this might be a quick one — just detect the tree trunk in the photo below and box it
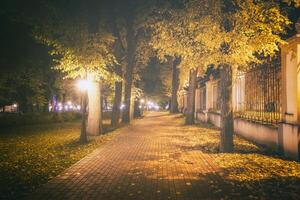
[170,58,180,113]
[220,65,234,152]
[108,4,125,125]
[185,69,197,125]
[122,74,133,123]
[122,18,135,124]
[134,98,141,118]
[52,95,57,112]
[80,90,88,143]
[87,78,102,136]
[62,93,66,111]
[111,82,122,127]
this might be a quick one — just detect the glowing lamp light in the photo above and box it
[77,80,91,91]
[140,99,145,103]
[12,104,18,108]
[67,101,72,105]
[120,104,125,110]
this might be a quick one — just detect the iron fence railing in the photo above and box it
[234,63,281,125]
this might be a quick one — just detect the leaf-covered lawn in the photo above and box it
[0,121,118,199]
[183,121,300,199]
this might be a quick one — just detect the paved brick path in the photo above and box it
[29,112,224,200]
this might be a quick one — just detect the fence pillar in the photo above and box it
[232,67,238,112]
[205,76,213,111]
[279,33,300,160]
[232,70,245,112]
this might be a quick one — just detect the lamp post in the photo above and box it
[77,80,90,143]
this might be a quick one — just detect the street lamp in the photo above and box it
[77,79,90,143]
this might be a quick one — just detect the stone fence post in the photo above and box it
[280,33,300,160]
[205,75,214,112]
[195,88,200,119]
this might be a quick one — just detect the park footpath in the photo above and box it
[27,112,299,200]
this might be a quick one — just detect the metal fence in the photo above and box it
[235,63,281,125]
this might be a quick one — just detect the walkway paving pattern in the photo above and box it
[29,113,227,200]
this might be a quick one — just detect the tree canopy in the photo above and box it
[150,0,291,85]
[34,1,117,81]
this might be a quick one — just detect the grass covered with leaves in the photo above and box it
[0,121,118,199]
[184,121,300,199]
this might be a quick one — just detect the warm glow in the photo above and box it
[77,80,91,91]
[120,104,125,110]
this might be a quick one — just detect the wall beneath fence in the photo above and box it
[234,118,279,150]
[196,111,206,122]
[197,111,279,151]
[207,112,221,127]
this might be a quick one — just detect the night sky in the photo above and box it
[0,0,299,82]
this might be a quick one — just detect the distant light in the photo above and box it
[58,106,63,111]
[140,99,145,103]
[12,104,17,108]
[67,101,72,105]
[69,105,73,109]
[120,104,125,110]
[77,105,81,110]
[139,105,142,109]
[64,105,68,110]
[77,80,91,91]
[58,102,62,106]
